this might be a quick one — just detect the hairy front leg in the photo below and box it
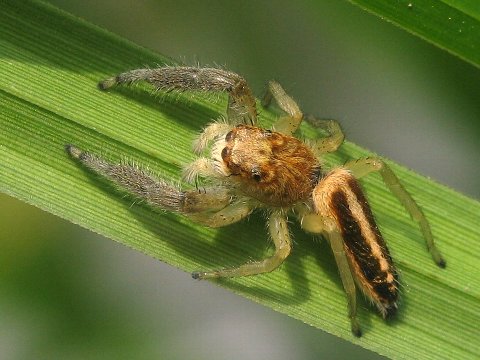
[99,66,257,125]
[65,145,232,215]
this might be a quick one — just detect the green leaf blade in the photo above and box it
[1,1,480,359]
[348,0,480,68]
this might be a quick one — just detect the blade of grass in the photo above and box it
[0,1,479,359]
[347,0,480,68]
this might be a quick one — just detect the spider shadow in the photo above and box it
[71,157,309,307]
[93,83,312,306]
[103,85,224,132]
[70,138,406,336]
[93,177,315,307]
[200,213,313,306]
[204,217,404,335]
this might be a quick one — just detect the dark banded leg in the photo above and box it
[99,66,258,125]
[65,145,237,218]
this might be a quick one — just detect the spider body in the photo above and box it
[218,124,320,206]
[67,66,445,336]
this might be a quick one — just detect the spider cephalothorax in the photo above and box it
[214,124,320,206]
[67,66,445,336]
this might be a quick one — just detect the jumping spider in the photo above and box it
[66,66,445,337]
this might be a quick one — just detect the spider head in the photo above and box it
[215,125,320,207]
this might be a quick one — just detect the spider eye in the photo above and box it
[251,168,262,182]
[221,147,231,160]
[225,131,234,142]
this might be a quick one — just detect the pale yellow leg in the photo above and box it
[345,158,446,267]
[192,210,291,279]
[262,81,303,135]
[193,121,232,154]
[187,201,253,228]
[305,115,345,155]
[182,157,218,184]
[327,225,362,337]
[298,209,361,337]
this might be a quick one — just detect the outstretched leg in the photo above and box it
[66,145,231,214]
[345,157,446,268]
[192,210,292,279]
[99,66,257,125]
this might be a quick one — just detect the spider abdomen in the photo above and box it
[313,168,399,317]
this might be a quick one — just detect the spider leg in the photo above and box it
[99,66,257,125]
[326,222,362,337]
[345,157,446,268]
[182,157,219,184]
[65,145,232,215]
[305,116,345,155]
[187,200,253,228]
[192,121,232,154]
[261,81,345,155]
[192,210,291,279]
[297,209,362,337]
[262,80,303,135]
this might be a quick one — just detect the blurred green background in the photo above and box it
[1,1,479,359]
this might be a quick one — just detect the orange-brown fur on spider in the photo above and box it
[66,66,446,337]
